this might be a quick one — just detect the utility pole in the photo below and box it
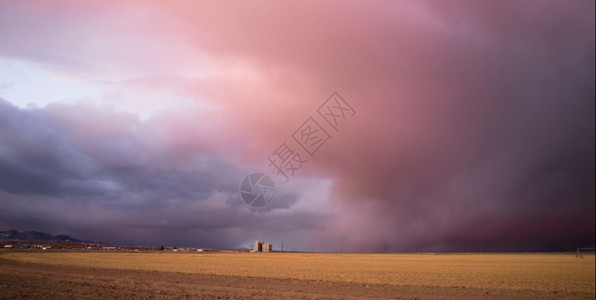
[281,240,284,253]
[576,247,583,258]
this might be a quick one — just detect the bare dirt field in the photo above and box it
[1,251,593,299]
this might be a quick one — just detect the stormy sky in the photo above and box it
[0,0,594,252]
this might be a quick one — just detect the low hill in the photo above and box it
[0,229,93,243]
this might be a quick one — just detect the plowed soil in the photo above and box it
[1,251,593,299]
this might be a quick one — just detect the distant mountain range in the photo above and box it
[0,230,95,243]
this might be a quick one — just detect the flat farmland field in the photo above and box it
[1,251,594,299]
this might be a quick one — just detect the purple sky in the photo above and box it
[0,0,594,251]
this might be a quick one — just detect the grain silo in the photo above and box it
[254,240,263,252]
[263,243,272,252]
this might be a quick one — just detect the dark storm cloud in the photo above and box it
[307,0,595,251]
[0,99,310,247]
[0,99,92,194]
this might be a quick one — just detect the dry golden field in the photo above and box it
[1,251,594,299]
